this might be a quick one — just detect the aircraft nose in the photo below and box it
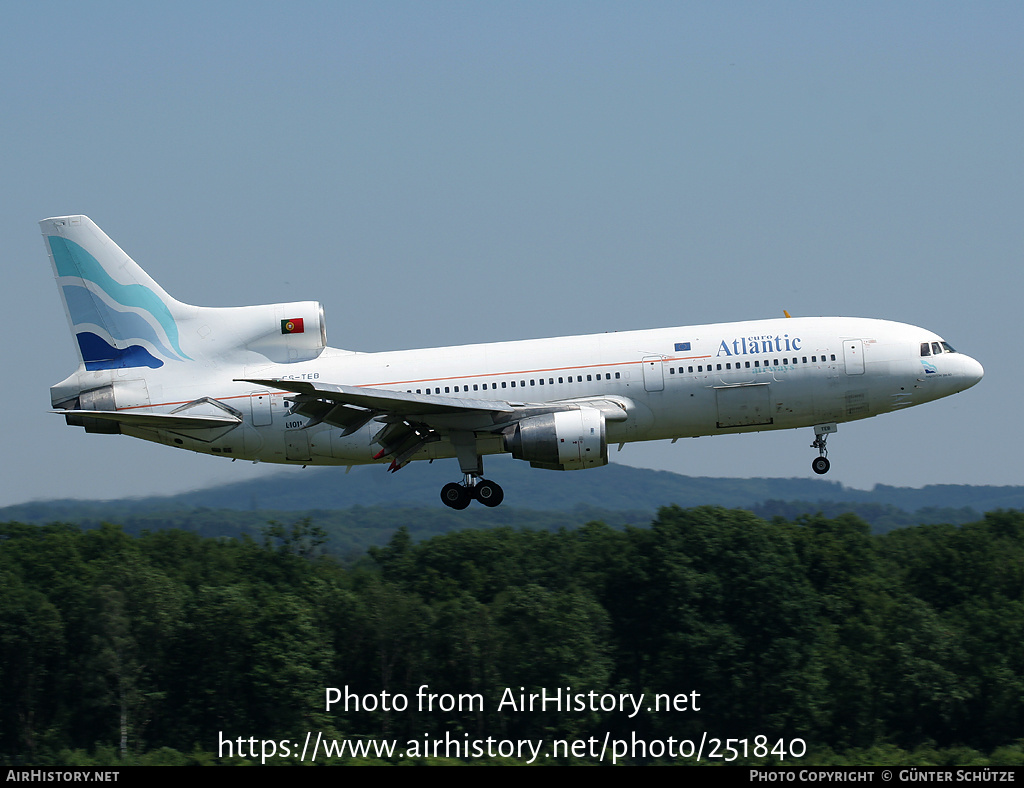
[959,355,984,390]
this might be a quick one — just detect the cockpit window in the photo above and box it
[923,340,958,356]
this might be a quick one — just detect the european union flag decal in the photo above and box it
[674,342,691,352]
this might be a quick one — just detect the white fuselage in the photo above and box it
[85,315,981,467]
[39,214,984,506]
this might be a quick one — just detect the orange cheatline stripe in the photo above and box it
[365,354,710,387]
[114,354,711,411]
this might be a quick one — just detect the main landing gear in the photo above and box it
[440,477,505,510]
[810,423,837,475]
[439,432,505,509]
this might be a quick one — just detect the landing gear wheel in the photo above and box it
[473,479,504,508]
[812,456,831,475]
[440,482,471,510]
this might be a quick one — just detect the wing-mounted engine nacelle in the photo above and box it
[503,407,608,471]
[222,301,327,363]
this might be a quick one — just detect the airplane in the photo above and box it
[41,215,984,509]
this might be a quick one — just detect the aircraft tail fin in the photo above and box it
[41,215,327,372]
[41,215,191,371]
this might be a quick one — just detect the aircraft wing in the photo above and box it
[238,379,516,416]
[238,378,630,471]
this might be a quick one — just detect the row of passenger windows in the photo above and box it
[669,354,836,374]
[402,354,838,395]
[407,372,623,394]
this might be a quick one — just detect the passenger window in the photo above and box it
[510,381,516,387]
[615,372,620,379]
[745,361,750,368]
[501,382,507,388]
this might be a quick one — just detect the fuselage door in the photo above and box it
[286,429,312,462]
[843,340,865,375]
[250,391,274,426]
[642,356,665,392]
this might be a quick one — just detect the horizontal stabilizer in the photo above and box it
[54,410,241,430]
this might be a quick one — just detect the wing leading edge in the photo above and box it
[239,379,518,416]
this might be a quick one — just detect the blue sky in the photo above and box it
[2,2,1020,505]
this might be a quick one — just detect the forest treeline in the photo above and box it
[1,508,1023,765]
[0,499,983,564]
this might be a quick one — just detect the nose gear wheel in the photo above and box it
[810,426,833,475]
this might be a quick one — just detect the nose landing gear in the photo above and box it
[810,423,837,475]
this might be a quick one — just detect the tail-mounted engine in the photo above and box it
[228,302,327,363]
[59,384,120,434]
[54,378,152,434]
[503,407,608,471]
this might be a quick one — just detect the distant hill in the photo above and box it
[3,457,1022,532]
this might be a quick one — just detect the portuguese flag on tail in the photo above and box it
[281,318,304,334]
